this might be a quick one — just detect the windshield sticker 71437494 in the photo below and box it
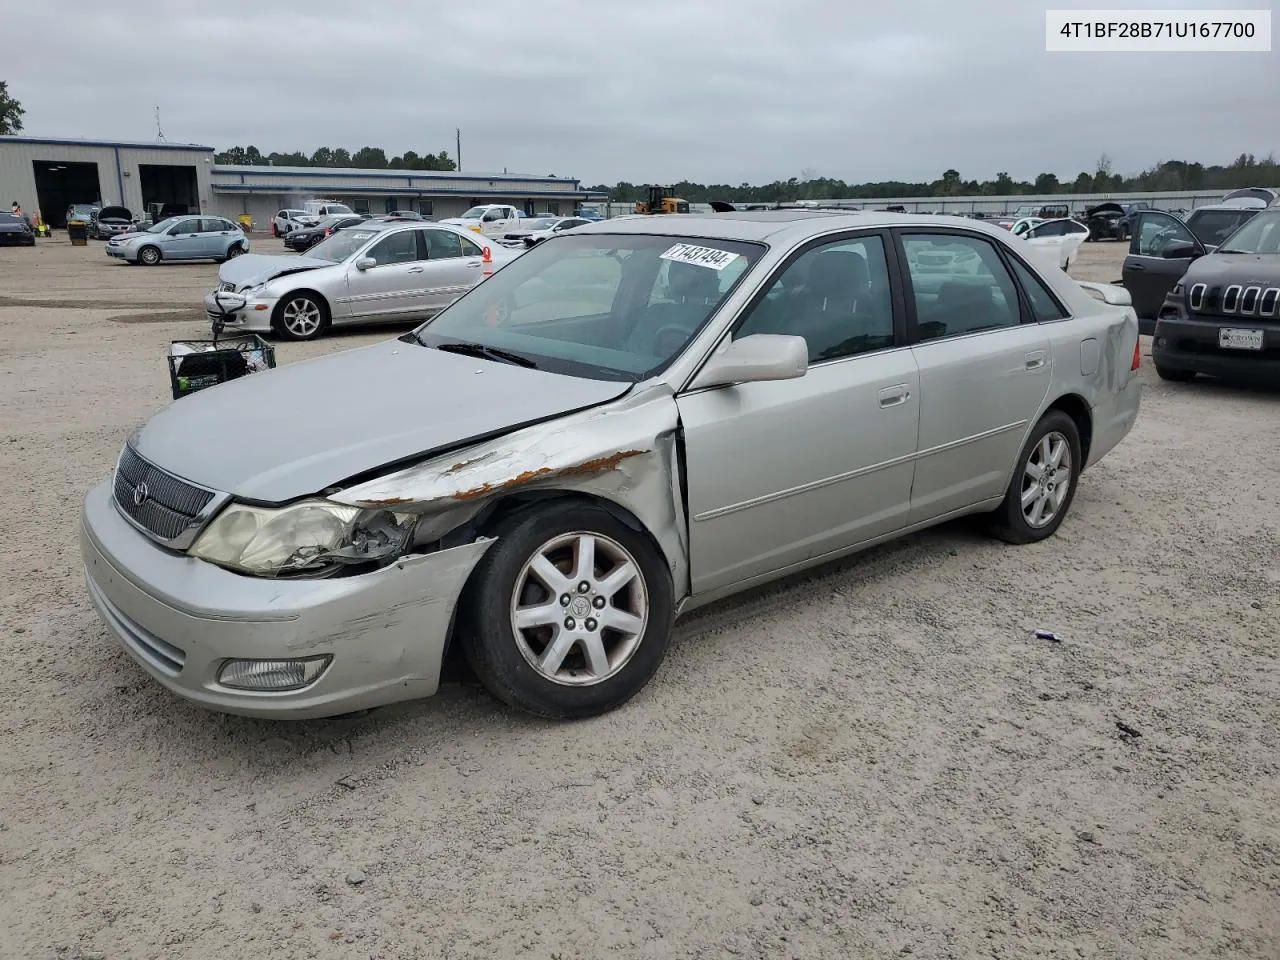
[659,243,741,271]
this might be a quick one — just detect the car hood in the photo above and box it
[218,253,334,288]
[132,339,631,502]
[1086,202,1125,217]
[0,222,27,232]
[438,218,479,226]
[1182,253,1280,286]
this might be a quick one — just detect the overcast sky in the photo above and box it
[5,0,1277,185]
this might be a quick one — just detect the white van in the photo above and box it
[303,199,355,218]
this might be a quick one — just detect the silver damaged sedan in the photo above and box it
[205,220,521,341]
[81,211,1142,720]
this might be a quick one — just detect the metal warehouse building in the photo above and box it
[211,166,605,224]
[0,135,604,228]
[0,135,215,227]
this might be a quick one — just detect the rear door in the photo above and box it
[895,229,1053,524]
[1121,211,1204,321]
[1024,220,1067,272]
[201,218,235,257]
[420,228,483,312]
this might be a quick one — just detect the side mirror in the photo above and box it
[355,257,376,271]
[1163,241,1201,260]
[688,334,808,391]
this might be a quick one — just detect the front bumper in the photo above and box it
[1153,316,1280,382]
[80,481,494,719]
[204,290,278,333]
[105,244,134,260]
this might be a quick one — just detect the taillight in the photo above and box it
[324,228,332,237]
[1131,339,1141,370]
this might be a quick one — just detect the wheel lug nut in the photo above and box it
[564,617,576,630]
[592,596,606,609]
[560,594,571,606]
[585,618,597,631]
[577,581,591,593]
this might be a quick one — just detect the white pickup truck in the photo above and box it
[438,204,525,238]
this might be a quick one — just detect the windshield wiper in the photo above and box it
[434,340,538,368]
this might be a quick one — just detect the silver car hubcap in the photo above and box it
[510,531,648,686]
[141,249,158,264]
[1021,431,1072,529]
[282,298,321,336]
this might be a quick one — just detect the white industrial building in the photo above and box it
[0,135,215,226]
[0,135,606,228]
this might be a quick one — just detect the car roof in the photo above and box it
[571,210,1018,244]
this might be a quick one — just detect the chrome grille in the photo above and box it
[1188,282,1280,318]
[113,445,215,543]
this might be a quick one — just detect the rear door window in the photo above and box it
[900,233,1022,341]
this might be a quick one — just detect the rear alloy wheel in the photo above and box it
[1155,363,1196,382]
[274,294,328,341]
[137,245,161,266]
[462,501,674,719]
[990,410,1081,544]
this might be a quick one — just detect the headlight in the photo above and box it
[190,499,417,576]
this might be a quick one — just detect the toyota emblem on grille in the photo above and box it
[132,481,149,507]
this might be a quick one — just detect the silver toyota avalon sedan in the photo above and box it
[81,211,1142,720]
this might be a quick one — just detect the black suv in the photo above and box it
[1142,207,1280,383]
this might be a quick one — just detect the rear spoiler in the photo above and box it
[1076,281,1132,307]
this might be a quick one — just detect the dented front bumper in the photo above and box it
[80,481,493,719]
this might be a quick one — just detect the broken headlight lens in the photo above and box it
[190,499,416,576]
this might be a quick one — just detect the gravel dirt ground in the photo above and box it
[0,234,1277,960]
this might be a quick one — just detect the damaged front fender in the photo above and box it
[330,384,691,600]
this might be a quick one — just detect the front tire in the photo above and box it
[990,410,1082,545]
[461,500,674,719]
[137,245,161,266]
[1155,363,1196,382]
[273,293,328,341]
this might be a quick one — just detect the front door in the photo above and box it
[165,217,203,259]
[1121,211,1204,322]
[896,229,1053,524]
[677,232,921,595]
[1023,220,1067,273]
[343,228,428,320]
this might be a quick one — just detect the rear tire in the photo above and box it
[990,410,1081,545]
[460,500,675,719]
[1155,363,1196,382]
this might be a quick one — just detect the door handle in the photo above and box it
[1025,351,1047,370]
[878,384,910,407]
[467,261,482,268]
[1128,263,1145,272]
[408,266,424,273]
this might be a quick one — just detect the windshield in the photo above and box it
[1188,209,1259,247]
[0,213,21,224]
[304,227,379,262]
[411,233,764,381]
[459,206,490,220]
[146,217,180,233]
[1216,211,1280,254]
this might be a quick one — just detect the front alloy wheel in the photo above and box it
[462,500,674,718]
[510,532,648,686]
[275,294,327,341]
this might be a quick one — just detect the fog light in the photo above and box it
[218,656,331,692]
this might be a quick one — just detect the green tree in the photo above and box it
[0,81,24,135]
[351,146,388,169]
[1033,172,1059,193]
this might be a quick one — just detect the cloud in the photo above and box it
[3,0,1276,185]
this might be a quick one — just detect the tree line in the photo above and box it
[585,153,1280,203]
[213,144,457,171]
